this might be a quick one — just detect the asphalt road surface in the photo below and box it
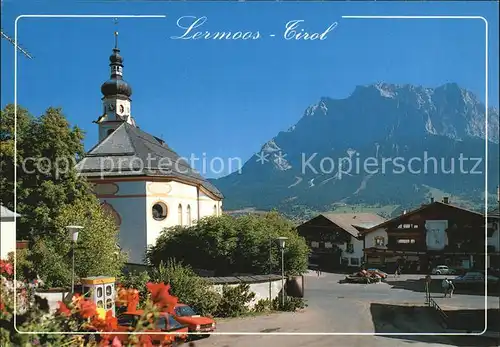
[192,272,499,347]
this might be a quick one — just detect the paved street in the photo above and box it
[193,272,499,347]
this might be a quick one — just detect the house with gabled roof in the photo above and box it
[75,33,223,264]
[361,197,498,272]
[297,212,387,269]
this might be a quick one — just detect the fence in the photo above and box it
[425,283,448,327]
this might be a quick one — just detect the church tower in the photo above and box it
[95,31,135,141]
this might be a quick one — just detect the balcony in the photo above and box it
[387,238,425,252]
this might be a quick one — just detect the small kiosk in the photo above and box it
[81,276,116,316]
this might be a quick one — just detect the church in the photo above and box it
[76,33,224,264]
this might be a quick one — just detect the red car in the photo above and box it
[108,310,189,345]
[172,304,216,336]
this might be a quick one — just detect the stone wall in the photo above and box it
[35,290,70,313]
[205,274,285,308]
[36,274,293,313]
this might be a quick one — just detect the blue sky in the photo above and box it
[1,1,498,178]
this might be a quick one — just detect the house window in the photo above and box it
[324,242,332,248]
[346,243,354,253]
[374,236,385,247]
[397,239,416,244]
[178,204,183,225]
[186,205,191,227]
[350,257,359,266]
[213,204,217,216]
[311,241,319,248]
[152,202,168,221]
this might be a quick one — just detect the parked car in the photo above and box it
[431,265,456,275]
[367,268,388,279]
[172,304,216,337]
[453,271,499,284]
[108,310,189,345]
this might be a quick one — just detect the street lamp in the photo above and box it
[277,236,288,307]
[66,225,83,293]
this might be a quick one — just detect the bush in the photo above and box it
[149,260,221,317]
[272,296,307,312]
[214,284,255,318]
[253,298,272,313]
[148,211,310,276]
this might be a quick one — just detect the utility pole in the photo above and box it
[1,29,34,59]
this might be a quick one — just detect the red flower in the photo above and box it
[139,335,153,347]
[0,260,13,276]
[79,300,97,319]
[146,282,178,313]
[56,301,71,316]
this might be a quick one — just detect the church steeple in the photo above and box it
[97,31,135,141]
[101,31,132,99]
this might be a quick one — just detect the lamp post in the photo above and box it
[277,237,288,307]
[66,225,83,293]
[269,238,272,301]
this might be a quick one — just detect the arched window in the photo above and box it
[178,204,183,225]
[152,202,168,221]
[213,204,217,216]
[186,205,191,227]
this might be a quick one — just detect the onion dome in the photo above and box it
[100,34,132,98]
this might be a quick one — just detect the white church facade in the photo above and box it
[76,34,223,264]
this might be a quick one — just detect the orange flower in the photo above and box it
[139,335,153,347]
[146,282,178,313]
[91,310,118,331]
[72,293,83,306]
[116,286,129,307]
[79,299,97,319]
[56,301,71,316]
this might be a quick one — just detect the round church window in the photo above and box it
[152,202,168,221]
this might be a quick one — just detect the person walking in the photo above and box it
[447,278,455,298]
[442,277,450,298]
[394,265,401,278]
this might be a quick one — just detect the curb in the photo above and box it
[445,329,500,339]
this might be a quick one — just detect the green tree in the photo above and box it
[0,105,88,240]
[150,260,221,317]
[147,211,309,276]
[25,190,126,288]
[0,104,126,287]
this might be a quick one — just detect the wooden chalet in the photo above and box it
[362,197,499,272]
[297,213,386,270]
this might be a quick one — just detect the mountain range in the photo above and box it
[209,83,500,221]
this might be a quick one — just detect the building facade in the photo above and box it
[0,205,19,259]
[297,213,386,269]
[76,34,223,264]
[363,198,498,272]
